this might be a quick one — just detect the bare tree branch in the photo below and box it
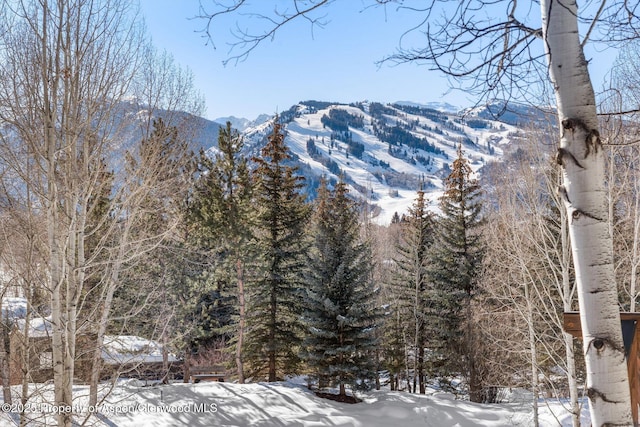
[581,0,607,48]
[377,1,545,108]
[198,0,335,66]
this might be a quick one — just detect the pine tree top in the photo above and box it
[257,115,290,166]
[440,144,482,221]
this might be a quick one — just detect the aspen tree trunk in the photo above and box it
[404,332,412,393]
[0,322,10,405]
[41,4,75,420]
[523,273,539,427]
[542,1,633,424]
[19,313,30,427]
[560,206,581,427]
[563,328,581,427]
[88,257,123,407]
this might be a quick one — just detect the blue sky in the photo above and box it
[140,1,618,121]
[138,1,481,120]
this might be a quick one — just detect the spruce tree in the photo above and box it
[379,297,406,392]
[247,117,310,381]
[303,178,379,397]
[392,188,435,394]
[188,121,254,382]
[430,144,484,401]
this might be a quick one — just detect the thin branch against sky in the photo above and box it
[140,0,618,121]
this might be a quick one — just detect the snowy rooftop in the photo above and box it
[102,335,177,365]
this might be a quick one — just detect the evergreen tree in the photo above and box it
[110,119,198,376]
[79,158,114,326]
[303,178,379,397]
[430,144,484,401]
[110,118,192,334]
[247,117,310,381]
[188,121,254,382]
[379,294,406,392]
[392,188,435,394]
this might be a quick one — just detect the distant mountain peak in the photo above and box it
[394,100,461,114]
[214,116,251,131]
[215,114,274,132]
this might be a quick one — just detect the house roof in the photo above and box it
[101,335,177,365]
[12,310,176,365]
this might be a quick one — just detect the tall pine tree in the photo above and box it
[303,178,379,397]
[189,121,254,382]
[392,188,435,394]
[430,144,484,401]
[247,117,310,381]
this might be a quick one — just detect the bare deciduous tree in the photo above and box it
[0,1,203,426]
[601,41,640,314]
[0,2,144,424]
[482,130,582,426]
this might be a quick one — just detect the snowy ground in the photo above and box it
[0,378,589,426]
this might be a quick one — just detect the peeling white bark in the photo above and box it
[542,0,633,424]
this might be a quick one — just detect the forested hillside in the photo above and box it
[232,100,537,224]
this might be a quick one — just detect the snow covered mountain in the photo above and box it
[214,113,271,132]
[229,100,536,225]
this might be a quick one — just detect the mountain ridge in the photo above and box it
[224,99,537,224]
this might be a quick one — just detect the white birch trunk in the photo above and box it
[629,177,640,312]
[88,259,122,407]
[19,301,31,427]
[523,274,539,427]
[542,1,633,424]
[0,322,11,406]
[41,5,74,421]
[561,206,581,427]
